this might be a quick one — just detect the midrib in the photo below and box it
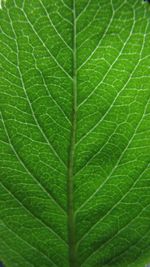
[67,0,77,267]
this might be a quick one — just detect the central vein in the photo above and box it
[67,0,77,266]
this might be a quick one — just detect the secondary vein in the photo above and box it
[67,0,77,266]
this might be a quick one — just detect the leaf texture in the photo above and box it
[0,1,150,267]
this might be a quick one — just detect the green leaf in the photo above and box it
[0,0,150,267]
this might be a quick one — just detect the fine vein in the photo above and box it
[67,1,77,266]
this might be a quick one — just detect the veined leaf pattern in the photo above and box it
[0,1,150,267]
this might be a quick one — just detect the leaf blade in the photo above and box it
[0,1,150,267]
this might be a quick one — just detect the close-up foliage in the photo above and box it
[0,0,150,267]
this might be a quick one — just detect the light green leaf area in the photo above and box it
[0,0,150,266]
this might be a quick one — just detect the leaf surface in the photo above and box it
[0,1,150,267]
